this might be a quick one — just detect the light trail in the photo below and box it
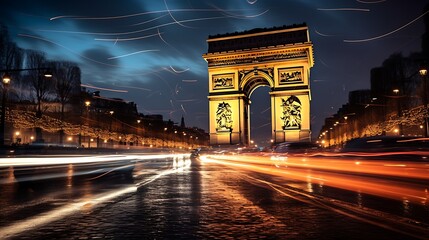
[242,175,428,240]
[164,0,191,28]
[18,34,126,69]
[181,104,187,114]
[0,153,190,239]
[96,32,160,42]
[107,49,160,59]
[0,153,188,167]
[314,29,335,37]
[200,154,429,204]
[80,84,128,93]
[344,9,429,43]
[131,14,168,26]
[0,185,137,239]
[50,8,251,21]
[168,65,190,73]
[41,16,238,37]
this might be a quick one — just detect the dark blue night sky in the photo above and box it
[1,0,428,145]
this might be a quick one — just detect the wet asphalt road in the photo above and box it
[0,155,428,240]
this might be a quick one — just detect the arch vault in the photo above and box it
[203,24,314,145]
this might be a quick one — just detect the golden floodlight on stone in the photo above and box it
[203,23,314,146]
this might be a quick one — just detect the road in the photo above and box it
[0,151,428,239]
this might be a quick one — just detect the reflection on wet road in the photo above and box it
[0,152,428,239]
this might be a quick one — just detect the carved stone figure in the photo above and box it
[279,70,302,83]
[280,96,302,129]
[213,76,233,88]
[216,102,233,130]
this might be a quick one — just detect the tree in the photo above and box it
[51,61,81,143]
[0,24,24,95]
[25,50,54,142]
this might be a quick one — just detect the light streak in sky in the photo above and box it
[314,29,334,37]
[107,49,160,60]
[95,32,160,42]
[168,65,190,73]
[181,104,187,114]
[344,9,429,43]
[209,4,269,19]
[80,84,128,93]
[247,0,258,4]
[157,27,171,47]
[220,9,270,19]
[43,14,259,37]
[18,34,125,69]
[115,85,152,92]
[182,79,198,83]
[317,8,370,12]
[50,8,251,21]
[131,14,168,26]
[164,0,192,28]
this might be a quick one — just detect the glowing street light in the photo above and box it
[0,75,11,146]
[420,67,428,137]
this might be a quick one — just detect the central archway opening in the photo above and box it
[249,85,272,148]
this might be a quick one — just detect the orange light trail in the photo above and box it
[200,154,429,204]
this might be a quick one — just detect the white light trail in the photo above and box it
[107,49,160,60]
[164,0,191,28]
[0,186,137,239]
[168,65,190,73]
[80,84,128,93]
[95,32,160,42]
[18,34,124,68]
[344,9,429,43]
[131,14,168,26]
[314,29,334,37]
[50,8,249,21]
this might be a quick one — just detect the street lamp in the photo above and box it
[420,67,428,137]
[392,88,402,135]
[0,76,11,146]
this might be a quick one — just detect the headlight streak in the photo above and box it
[0,185,137,239]
[135,156,191,188]
[201,154,429,204]
[0,153,191,239]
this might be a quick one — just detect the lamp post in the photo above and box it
[0,75,11,146]
[163,127,167,148]
[0,69,52,146]
[420,68,428,137]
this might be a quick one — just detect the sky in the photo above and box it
[1,0,428,145]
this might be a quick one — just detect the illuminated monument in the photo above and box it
[203,23,314,145]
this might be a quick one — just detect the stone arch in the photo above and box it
[204,24,314,145]
[240,70,274,97]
